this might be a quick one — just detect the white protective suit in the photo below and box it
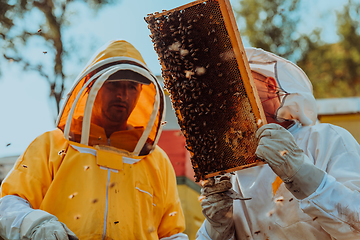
[196,47,360,239]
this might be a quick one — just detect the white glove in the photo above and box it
[20,210,78,240]
[255,123,325,199]
[200,175,250,240]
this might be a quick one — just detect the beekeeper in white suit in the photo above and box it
[196,47,360,240]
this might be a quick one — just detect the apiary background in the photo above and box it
[316,97,360,143]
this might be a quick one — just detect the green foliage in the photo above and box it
[234,0,302,60]
[298,0,360,98]
[235,0,360,98]
[297,43,358,98]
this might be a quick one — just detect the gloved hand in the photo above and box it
[20,209,78,240]
[255,123,325,199]
[200,174,250,240]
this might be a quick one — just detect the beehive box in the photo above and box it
[145,0,266,181]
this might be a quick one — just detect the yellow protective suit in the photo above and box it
[1,40,186,240]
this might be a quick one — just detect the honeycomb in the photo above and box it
[145,0,266,181]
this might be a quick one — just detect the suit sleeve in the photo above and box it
[0,132,55,208]
[0,130,66,239]
[299,126,360,239]
[0,195,34,239]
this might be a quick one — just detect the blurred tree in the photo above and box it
[234,0,303,61]
[235,0,360,98]
[0,0,115,119]
[0,0,18,39]
[297,0,360,98]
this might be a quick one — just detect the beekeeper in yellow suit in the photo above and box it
[0,40,188,240]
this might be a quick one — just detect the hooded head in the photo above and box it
[56,40,165,156]
[246,47,317,126]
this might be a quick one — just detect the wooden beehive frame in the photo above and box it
[146,0,267,180]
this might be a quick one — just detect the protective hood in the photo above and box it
[245,47,317,126]
[56,40,165,156]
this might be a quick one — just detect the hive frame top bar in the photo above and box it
[146,0,211,18]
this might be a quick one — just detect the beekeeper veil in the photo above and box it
[56,40,165,156]
[245,47,317,126]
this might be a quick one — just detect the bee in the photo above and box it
[58,149,66,156]
[69,192,78,199]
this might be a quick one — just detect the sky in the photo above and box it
[0,0,349,158]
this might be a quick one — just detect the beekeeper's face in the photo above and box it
[92,80,142,131]
[252,71,293,128]
[252,71,281,123]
